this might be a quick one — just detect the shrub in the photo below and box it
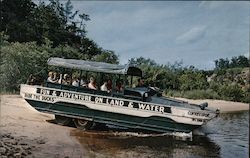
[209,81,220,91]
[164,89,183,98]
[182,89,220,100]
[0,40,82,92]
[218,84,244,102]
[1,42,49,92]
[238,87,249,103]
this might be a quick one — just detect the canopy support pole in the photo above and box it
[130,76,133,88]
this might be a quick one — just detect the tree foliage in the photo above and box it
[215,55,249,70]
[218,84,244,102]
[130,56,249,103]
[129,57,180,89]
[179,67,208,91]
[0,38,82,91]
[1,0,96,53]
[93,50,119,64]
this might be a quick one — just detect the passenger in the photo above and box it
[100,81,110,92]
[53,72,59,81]
[80,77,87,87]
[116,80,123,92]
[47,71,57,83]
[107,79,112,91]
[136,78,145,87]
[72,76,79,87]
[88,77,97,90]
[26,74,35,85]
[62,74,70,85]
[58,74,63,84]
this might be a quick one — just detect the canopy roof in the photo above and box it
[47,57,142,76]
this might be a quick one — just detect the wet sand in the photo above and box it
[0,95,249,157]
[0,95,85,158]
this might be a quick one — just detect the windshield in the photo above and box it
[150,96,200,109]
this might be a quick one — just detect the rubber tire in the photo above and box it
[73,119,93,130]
[55,115,71,126]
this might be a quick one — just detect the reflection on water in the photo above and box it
[202,111,249,158]
[70,111,249,158]
[71,129,220,158]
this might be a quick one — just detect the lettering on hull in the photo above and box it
[23,88,172,114]
[188,111,209,117]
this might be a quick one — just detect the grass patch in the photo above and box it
[183,89,220,100]
[165,89,220,100]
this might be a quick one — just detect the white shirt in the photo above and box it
[47,77,56,83]
[72,80,79,87]
[88,83,97,90]
[101,83,108,91]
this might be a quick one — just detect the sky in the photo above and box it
[40,1,250,70]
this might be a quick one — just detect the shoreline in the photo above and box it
[173,97,249,113]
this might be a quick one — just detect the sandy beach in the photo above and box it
[174,97,249,113]
[0,95,85,158]
[0,95,249,157]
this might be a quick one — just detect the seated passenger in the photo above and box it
[53,72,59,81]
[107,79,112,91]
[80,77,87,87]
[101,81,110,92]
[47,71,57,83]
[26,74,35,85]
[72,76,79,87]
[62,74,70,85]
[136,78,145,87]
[58,74,63,84]
[88,77,97,90]
[116,80,123,92]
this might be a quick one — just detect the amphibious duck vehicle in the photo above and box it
[20,57,219,133]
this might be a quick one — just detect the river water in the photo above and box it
[71,111,249,158]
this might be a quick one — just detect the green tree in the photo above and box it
[129,57,180,90]
[0,0,89,47]
[0,41,49,91]
[64,0,78,22]
[179,67,208,91]
[218,84,244,102]
[230,56,238,68]
[1,0,36,42]
[235,55,249,67]
[215,55,249,69]
[215,58,230,69]
[93,50,119,64]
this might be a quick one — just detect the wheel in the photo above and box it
[55,115,71,126]
[73,119,93,130]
